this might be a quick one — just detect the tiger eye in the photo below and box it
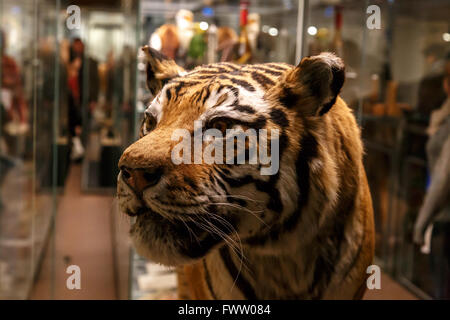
[141,114,157,137]
[145,115,156,132]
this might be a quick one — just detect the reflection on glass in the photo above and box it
[0,0,60,299]
[79,7,138,191]
[307,0,450,299]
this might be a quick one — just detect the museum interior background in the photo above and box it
[0,0,449,300]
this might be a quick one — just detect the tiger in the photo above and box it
[117,46,375,300]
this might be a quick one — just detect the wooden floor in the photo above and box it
[363,272,418,300]
[31,164,116,299]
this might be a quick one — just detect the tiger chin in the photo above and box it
[117,46,375,300]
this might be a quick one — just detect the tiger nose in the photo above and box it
[120,165,163,193]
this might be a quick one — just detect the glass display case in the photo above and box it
[305,0,450,299]
[0,0,141,300]
[0,0,61,299]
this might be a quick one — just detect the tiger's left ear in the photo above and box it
[277,52,345,116]
[142,45,185,96]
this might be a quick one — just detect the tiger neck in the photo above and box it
[203,242,306,299]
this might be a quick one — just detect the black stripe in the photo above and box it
[307,148,357,298]
[197,90,205,105]
[222,77,255,92]
[305,134,357,299]
[252,115,268,129]
[202,86,212,105]
[178,212,239,259]
[193,74,221,79]
[165,87,172,102]
[243,133,318,246]
[191,90,203,105]
[234,104,256,114]
[147,47,170,61]
[153,198,202,208]
[173,82,183,96]
[295,133,318,208]
[230,78,255,92]
[203,259,218,299]
[160,77,171,87]
[309,254,333,300]
[146,62,158,95]
[219,173,257,188]
[172,80,202,95]
[249,66,283,76]
[219,246,257,300]
[279,87,298,109]
[217,63,240,72]
[229,197,247,207]
[214,112,288,215]
[189,71,224,78]
[180,234,222,259]
[319,96,337,115]
[221,85,240,98]
[269,108,289,128]
[195,66,230,74]
[309,194,356,299]
[218,171,283,214]
[266,63,292,71]
[251,71,275,89]
[214,66,232,73]
[183,176,197,191]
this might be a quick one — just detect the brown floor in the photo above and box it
[31,164,116,299]
[362,272,418,300]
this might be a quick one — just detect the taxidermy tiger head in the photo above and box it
[117,46,345,266]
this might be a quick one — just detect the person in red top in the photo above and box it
[0,30,28,207]
[66,38,99,161]
[1,30,28,127]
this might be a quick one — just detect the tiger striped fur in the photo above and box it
[117,46,375,300]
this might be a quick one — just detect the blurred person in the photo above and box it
[105,50,121,118]
[37,36,70,157]
[416,44,448,121]
[0,30,28,208]
[414,69,450,299]
[0,30,28,149]
[67,37,99,161]
[106,46,136,121]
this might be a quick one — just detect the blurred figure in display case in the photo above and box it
[67,38,99,161]
[416,44,448,122]
[0,29,28,157]
[414,58,450,299]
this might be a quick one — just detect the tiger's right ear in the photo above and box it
[142,45,185,96]
[274,52,345,117]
